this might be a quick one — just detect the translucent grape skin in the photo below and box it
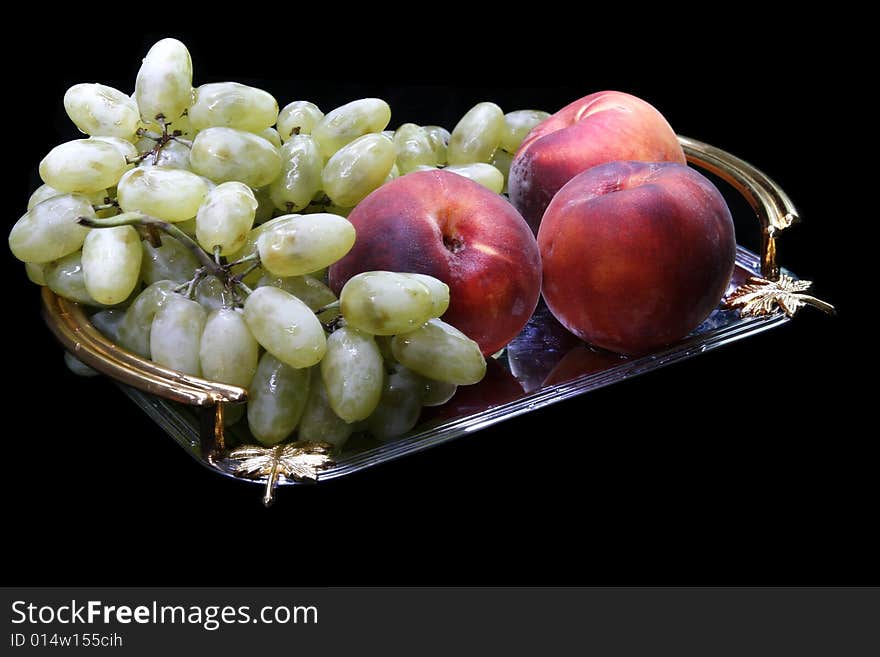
[339,271,438,335]
[269,135,323,213]
[25,262,46,285]
[247,353,310,446]
[321,133,396,207]
[39,139,128,194]
[90,308,127,342]
[9,194,94,264]
[392,123,438,173]
[423,125,451,165]
[64,83,141,140]
[140,235,200,285]
[320,326,384,423]
[194,275,226,313]
[134,38,193,126]
[256,213,356,278]
[256,274,337,312]
[117,167,209,223]
[277,101,323,141]
[260,128,282,148]
[368,363,426,441]
[231,214,298,260]
[297,367,353,448]
[421,378,457,407]
[402,273,450,317]
[81,225,143,305]
[117,281,177,357]
[150,294,206,376]
[243,286,327,369]
[91,136,139,163]
[44,251,98,305]
[190,127,281,188]
[28,184,107,211]
[188,82,279,133]
[195,181,257,255]
[251,185,276,224]
[312,98,392,160]
[499,109,551,154]
[443,163,505,194]
[391,318,487,385]
[490,149,513,193]
[447,102,504,165]
[199,308,259,388]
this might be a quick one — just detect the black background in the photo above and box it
[1,20,863,586]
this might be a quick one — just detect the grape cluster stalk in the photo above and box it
[9,37,548,449]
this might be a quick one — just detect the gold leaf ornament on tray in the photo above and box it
[219,442,335,507]
[723,274,835,318]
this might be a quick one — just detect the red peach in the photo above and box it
[329,170,542,356]
[538,160,736,356]
[509,90,686,233]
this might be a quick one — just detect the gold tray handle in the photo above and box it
[680,135,834,318]
[41,287,247,407]
[679,135,796,280]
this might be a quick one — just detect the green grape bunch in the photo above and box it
[6,37,559,450]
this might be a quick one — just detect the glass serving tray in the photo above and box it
[43,136,826,504]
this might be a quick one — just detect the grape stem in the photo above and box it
[228,253,260,267]
[128,117,192,165]
[315,300,340,314]
[231,261,261,283]
[79,213,221,276]
[77,212,268,305]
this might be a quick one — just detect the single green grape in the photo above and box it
[312,98,391,160]
[140,235,200,285]
[188,82,279,133]
[392,123,438,173]
[321,133,395,207]
[44,251,98,305]
[368,363,425,441]
[443,163,504,194]
[423,125,451,165]
[269,135,323,212]
[64,83,140,140]
[117,167,209,223]
[391,318,486,385]
[190,127,281,188]
[150,294,206,376]
[297,367,353,448]
[256,213,355,278]
[340,271,435,336]
[195,181,257,255]
[134,38,193,126]
[247,353,310,446]
[320,326,384,423]
[9,194,94,264]
[277,101,323,141]
[199,308,259,388]
[39,139,128,194]
[81,225,142,305]
[499,109,550,154]
[243,286,327,369]
[447,102,504,164]
[117,281,177,357]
